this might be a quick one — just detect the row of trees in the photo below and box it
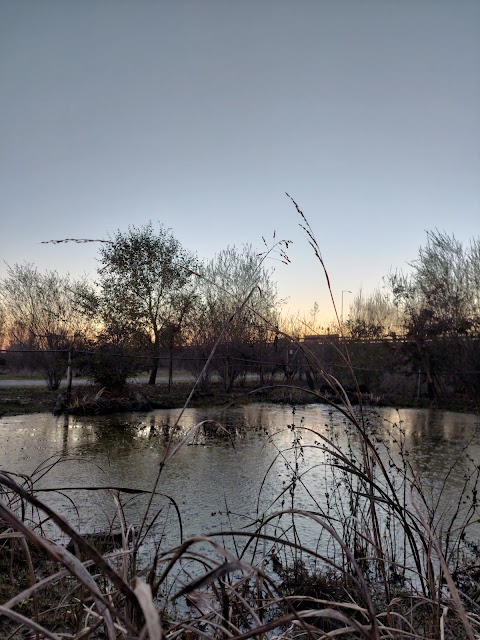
[347,232,480,338]
[346,231,480,400]
[0,266,94,388]
[1,225,479,400]
[0,224,283,390]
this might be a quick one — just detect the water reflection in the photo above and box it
[0,404,479,558]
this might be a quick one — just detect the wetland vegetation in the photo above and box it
[0,209,479,638]
[1,400,480,639]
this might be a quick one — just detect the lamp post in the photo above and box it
[341,290,352,323]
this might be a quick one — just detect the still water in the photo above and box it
[0,403,479,563]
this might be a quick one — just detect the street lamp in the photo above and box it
[341,290,352,323]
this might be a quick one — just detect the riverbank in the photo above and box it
[0,381,478,417]
[0,381,312,417]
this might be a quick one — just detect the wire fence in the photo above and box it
[1,347,480,378]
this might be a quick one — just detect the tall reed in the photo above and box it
[1,203,479,639]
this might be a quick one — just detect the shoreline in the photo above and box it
[0,381,478,418]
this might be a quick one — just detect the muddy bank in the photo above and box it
[1,381,478,417]
[0,382,321,417]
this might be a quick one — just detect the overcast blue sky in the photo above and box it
[1,1,478,321]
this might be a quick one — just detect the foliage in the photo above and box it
[390,231,480,338]
[83,344,135,391]
[94,223,198,385]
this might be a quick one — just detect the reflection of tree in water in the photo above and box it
[2,404,480,561]
[61,413,69,458]
[378,409,480,541]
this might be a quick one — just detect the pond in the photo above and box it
[1,403,479,574]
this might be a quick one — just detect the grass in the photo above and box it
[0,386,61,416]
[1,205,480,638]
[0,379,331,417]
[1,378,478,419]
[2,436,480,639]
[0,381,221,416]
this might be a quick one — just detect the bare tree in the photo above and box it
[0,302,5,351]
[0,263,92,389]
[189,245,282,391]
[345,288,399,339]
[389,231,480,400]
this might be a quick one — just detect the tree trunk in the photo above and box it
[259,338,265,385]
[415,339,436,400]
[168,332,174,393]
[149,334,160,385]
[66,348,73,401]
[427,359,436,400]
[148,360,158,385]
[305,367,315,391]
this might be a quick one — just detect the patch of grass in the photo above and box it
[0,381,321,417]
[0,373,45,380]
[0,387,60,416]
[1,207,480,638]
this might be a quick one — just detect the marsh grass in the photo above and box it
[1,205,480,638]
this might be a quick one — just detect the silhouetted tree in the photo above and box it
[0,303,5,351]
[345,288,399,340]
[0,264,91,389]
[189,245,281,391]
[389,231,480,400]
[94,223,197,385]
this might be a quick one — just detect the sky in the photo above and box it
[1,1,479,323]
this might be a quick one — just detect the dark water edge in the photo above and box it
[1,381,479,418]
[1,402,480,638]
[1,403,479,546]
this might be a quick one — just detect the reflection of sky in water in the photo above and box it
[1,404,479,571]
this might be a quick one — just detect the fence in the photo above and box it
[2,337,480,402]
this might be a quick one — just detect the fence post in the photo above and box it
[66,348,73,400]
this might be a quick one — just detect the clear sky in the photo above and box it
[1,1,479,322]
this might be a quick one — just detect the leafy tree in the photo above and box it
[84,344,137,391]
[0,264,91,389]
[94,223,197,385]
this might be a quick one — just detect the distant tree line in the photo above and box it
[0,224,285,391]
[0,225,479,402]
[345,231,480,401]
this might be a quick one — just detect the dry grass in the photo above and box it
[1,203,480,639]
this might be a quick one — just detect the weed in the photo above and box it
[1,207,480,638]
